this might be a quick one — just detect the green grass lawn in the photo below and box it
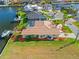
[53,20,64,25]
[9,38,75,47]
[73,21,79,29]
[63,26,73,33]
[1,38,79,59]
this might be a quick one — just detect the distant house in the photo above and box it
[24,4,43,12]
[32,0,41,3]
[51,0,65,2]
[54,10,64,20]
[43,4,52,11]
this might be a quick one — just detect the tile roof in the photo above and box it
[22,21,60,35]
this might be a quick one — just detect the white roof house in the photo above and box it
[54,10,64,20]
[24,4,43,11]
[24,4,33,11]
[31,4,43,10]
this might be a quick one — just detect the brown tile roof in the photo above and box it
[22,21,60,35]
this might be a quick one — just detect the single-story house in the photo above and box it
[26,11,46,20]
[21,21,60,40]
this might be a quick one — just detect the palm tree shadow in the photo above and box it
[56,40,76,51]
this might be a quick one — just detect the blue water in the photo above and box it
[0,7,16,33]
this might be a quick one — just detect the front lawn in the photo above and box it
[1,38,79,59]
[63,26,73,33]
[73,21,79,29]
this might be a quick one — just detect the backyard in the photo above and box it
[0,38,79,59]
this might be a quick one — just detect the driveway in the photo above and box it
[67,23,78,35]
[65,18,79,36]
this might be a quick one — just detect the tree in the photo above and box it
[17,11,27,30]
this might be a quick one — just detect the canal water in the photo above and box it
[0,7,16,34]
[0,7,17,54]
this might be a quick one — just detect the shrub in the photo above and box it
[18,37,25,42]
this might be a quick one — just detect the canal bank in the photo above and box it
[0,7,17,54]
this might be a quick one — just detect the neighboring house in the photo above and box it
[24,4,33,11]
[22,21,60,40]
[43,4,52,11]
[20,0,41,3]
[54,10,64,20]
[26,11,46,20]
